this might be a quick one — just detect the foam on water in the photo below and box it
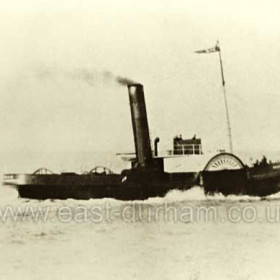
[145,186,263,204]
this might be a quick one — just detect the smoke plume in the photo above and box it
[116,76,136,86]
[34,66,136,87]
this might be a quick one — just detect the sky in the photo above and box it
[1,0,280,155]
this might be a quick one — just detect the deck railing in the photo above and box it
[171,144,203,155]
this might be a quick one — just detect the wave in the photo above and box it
[263,191,280,201]
[163,186,263,203]
[127,186,263,204]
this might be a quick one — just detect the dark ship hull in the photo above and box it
[13,167,280,200]
[15,171,196,200]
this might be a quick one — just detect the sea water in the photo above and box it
[1,152,280,280]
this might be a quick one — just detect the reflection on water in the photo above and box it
[2,186,280,280]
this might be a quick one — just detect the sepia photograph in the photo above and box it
[1,0,280,279]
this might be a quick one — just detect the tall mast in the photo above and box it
[195,41,233,153]
[217,41,233,153]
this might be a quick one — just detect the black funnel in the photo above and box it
[128,84,153,167]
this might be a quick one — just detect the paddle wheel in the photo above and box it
[204,153,244,171]
[202,153,247,195]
